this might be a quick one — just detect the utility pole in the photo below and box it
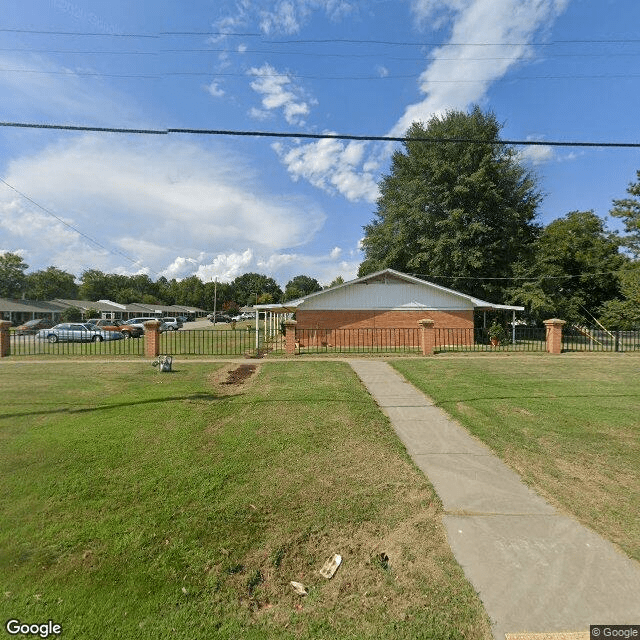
[213,277,217,322]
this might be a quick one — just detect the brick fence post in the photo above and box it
[283,319,297,356]
[418,319,435,356]
[0,320,11,357]
[544,318,565,355]
[144,320,161,358]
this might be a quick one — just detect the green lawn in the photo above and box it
[0,361,490,640]
[391,354,640,562]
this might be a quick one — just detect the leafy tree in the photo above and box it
[598,263,640,329]
[0,252,29,298]
[611,169,640,258]
[284,275,322,301]
[25,267,78,300]
[230,273,282,307]
[61,306,83,322]
[327,276,345,288]
[175,275,205,307]
[78,270,113,301]
[509,211,627,325]
[359,106,541,301]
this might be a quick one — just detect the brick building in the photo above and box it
[256,269,524,347]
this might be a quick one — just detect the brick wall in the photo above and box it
[295,309,473,348]
[296,309,473,330]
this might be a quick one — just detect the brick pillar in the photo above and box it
[418,319,435,356]
[283,319,297,356]
[0,320,11,357]
[544,318,565,355]
[144,320,161,358]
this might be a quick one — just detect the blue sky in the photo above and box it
[1,0,639,287]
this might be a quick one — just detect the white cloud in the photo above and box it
[273,137,380,203]
[390,0,569,136]
[0,135,326,276]
[330,246,342,259]
[195,249,254,282]
[206,81,225,97]
[258,0,357,34]
[248,63,314,125]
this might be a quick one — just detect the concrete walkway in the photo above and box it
[349,359,640,640]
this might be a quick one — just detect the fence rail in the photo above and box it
[5,326,639,357]
[160,328,264,356]
[434,327,547,353]
[9,333,145,356]
[562,328,640,352]
[296,328,421,354]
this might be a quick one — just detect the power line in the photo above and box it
[4,66,640,82]
[0,178,156,275]
[4,28,640,46]
[1,121,639,147]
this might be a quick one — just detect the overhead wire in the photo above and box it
[1,121,639,147]
[0,178,157,275]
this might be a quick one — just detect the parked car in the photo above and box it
[86,318,144,339]
[209,313,233,323]
[232,312,254,321]
[161,316,183,331]
[14,318,54,335]
[122,317,168,333]
[36,323,123,343]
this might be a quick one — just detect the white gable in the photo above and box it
[300,272,474,311]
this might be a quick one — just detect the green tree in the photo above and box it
[230,273,282,307]
[283,275,322,301]
[0,252,29,298]
[611,169,640,258]
[359,106,541,301]
[326,276,345,288]
[78,270,112,301]
[509,211,627,325]
[25,267,78,300]
[61,306,83,322]
[598,263,640,329]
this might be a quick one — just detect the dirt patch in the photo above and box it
[224,364,257,385]
[207,363,260,396]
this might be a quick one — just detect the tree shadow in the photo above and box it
[0,392,241,420]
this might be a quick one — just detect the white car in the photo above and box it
[161,316,183,331]
[36,323,123,343]
[123,318,168,333]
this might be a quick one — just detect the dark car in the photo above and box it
[14,318,54,335]
[209,313,232,323]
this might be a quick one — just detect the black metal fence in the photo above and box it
[562,327,640,352]
[6,326,639,357]
[160,328,262,356]
[295,328,421,354]
[434,327,547,353]
[9,333,145,356]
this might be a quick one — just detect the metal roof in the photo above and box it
[255,268,524,313]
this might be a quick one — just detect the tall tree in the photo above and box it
[0,252,29,298]
[509,211,627,325]
[230,273,282,307]
[359,106,541,301]
[598,263,640,329]
[283,275,322,301]
[25,267,78,300]
[611,169,640,259]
